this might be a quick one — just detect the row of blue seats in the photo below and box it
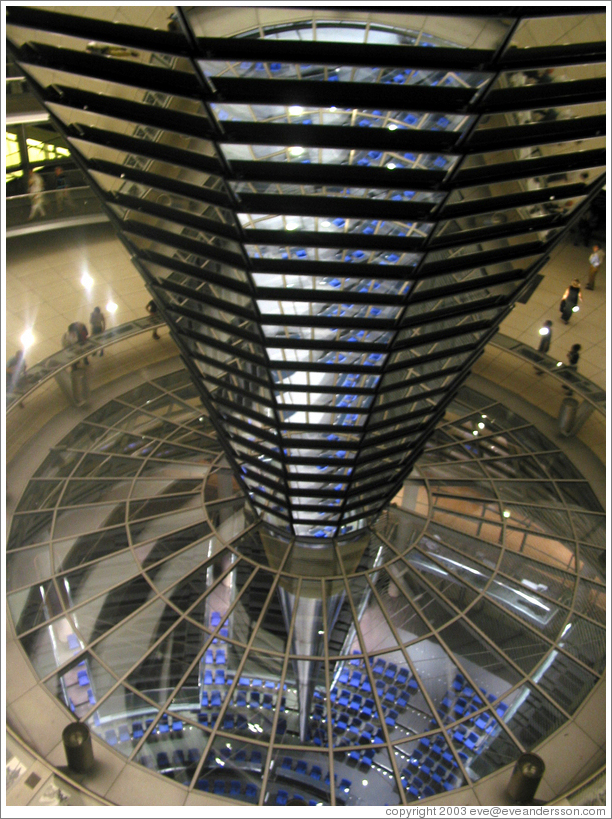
[273,790,319,806]
[278,756,352,793]
[203,647,227,665]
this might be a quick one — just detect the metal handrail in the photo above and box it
[489,332,605,414]
[6,314,166,415]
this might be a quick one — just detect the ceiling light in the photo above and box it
[20,328,35,349]
[503,510,511,518]
[288,105,303,115]
[478,422,485,429]
[388,123,397,130]
[106,300,118,313]
[321,220,331,227]
[386,163,396,169]
[81,272,94,289]
[286,222,298,230]
[473,430,479,436]
[290,146,304,156]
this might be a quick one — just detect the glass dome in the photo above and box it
[6,368,605,806]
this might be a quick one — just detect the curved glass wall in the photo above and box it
[7,369,605,806]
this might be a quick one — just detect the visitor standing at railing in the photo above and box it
[90,306,106,356]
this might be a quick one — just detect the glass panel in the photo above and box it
[6,544,53,592]
[44,654,118,722]
[558,617,606,675]
[93,598,181,677]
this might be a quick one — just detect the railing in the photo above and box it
[491,332,605,414]
[548,765,606,806]
[6,186,107,235]
[6,314,165,414]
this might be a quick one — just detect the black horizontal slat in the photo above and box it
[38,83,214,140]
[467,115,606,152]
[6,5,189,55]
[13,41,201,98]
[482,77,606,113]
[211,76,475,113]
[221,121,459,153]
[67,124,227,189]
[229,159,445,189]
[237,193,436,221]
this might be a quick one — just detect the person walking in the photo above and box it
[560,279,582,324]
[27,170,46,220]
[586,245,601,290]
[90,306,106,356]
[147,298,161,340]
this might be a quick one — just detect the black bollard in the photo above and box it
[62,722,94,773]
[506,753,545,804]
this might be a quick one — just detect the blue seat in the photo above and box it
[140,755,154,769]
[77,670,90,686]
[385,662,398,681]
[201,692,209,708]
[250,691,260,708]
[295,759,308,774]
[187,748,199,765]
[281,756,293,770]
[251,678,263,688]
[118,724,130,743]
[197,778,209,792]
[251,750,262,767]
[229,780,241,796]
[172,749,185,767]
[276,790,288,805]
[262,693,273,710]
[204,670,213,686]
[132,721,143,739]
[224,714,235,730]
[205,649,214,664]
[211,691,222,708]
[213,781,225,795]
[198,711,208,726]
[245,783,258,800]
[158,720,169,735]
[215,669,225,685]
[310,765,322,781]
[236,690,247,707]
[339,777,352,792]
[105,728,118,746]
[156,752,170,769]
[216,650,226,665]
[87,688,96,705]
[211,612,222,627]
[172,718,183,733]
[67,633,80,651]
[349,671,362,688]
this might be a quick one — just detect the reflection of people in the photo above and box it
[537,320,553,353]
[90,306,106,356]
[587,245,601,290]
[54,166,73,211]
[7,350,27,403]
[560,279,582,324]
[563,343,581,395]
[27,170,46,219]
[147,299,160,340]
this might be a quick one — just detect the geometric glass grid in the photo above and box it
[6,6,606,539]
[6,369,605,806]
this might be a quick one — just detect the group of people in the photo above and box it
[61,307,106,369]
[27,167,74,220]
